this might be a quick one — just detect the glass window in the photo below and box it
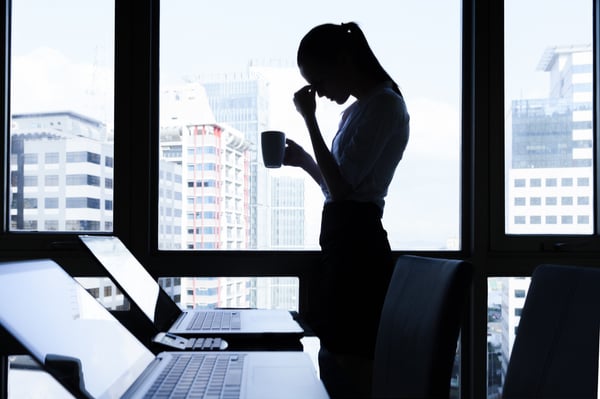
[9,0,114,232]
[159,0,461,251]
[488,277,531,398]
[577,196,589,205]
[561,196,574,205]
[545,178,557,187]
[44,197,58,209]
[530,178,541,187]
[45,152,59,164]
[44,175,59,186]
[44,220,58,230]
[561,178,574,187]
[23,153,38,164]
[577,177,590,186]
[504,0,593,235]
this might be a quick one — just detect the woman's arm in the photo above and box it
[293,85,352,200]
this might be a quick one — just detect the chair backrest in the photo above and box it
[371,255,472,399]
[502,263,600,399]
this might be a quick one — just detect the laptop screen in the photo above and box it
[0,259,155,399]
[78,235,163,324]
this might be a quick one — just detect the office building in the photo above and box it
[10,111,113,232]
[507,45,593,234]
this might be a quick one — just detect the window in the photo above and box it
[22,198,37,209]
[67,151,102,164]
[504,0,593,236]
[514,308,522,317]
[561,197,574,206]
[23,153,38,164]
[561,178,574,187]
[492,5,595,395]
[66,197,100,209]
[22,176,37,186]
[44,175,59,186]
[66,174,101,186]
[9,0,114,233]
[2,1,598,398]
[45,152,59,164]
[577,177,590,186]
[159,0,461,251]
[577,196,590,205]
[44,220,58,230]
[44,198,58,209]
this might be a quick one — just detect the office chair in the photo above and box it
[502,263,600,399]
[371,255,472,399]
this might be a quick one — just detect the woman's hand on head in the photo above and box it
[293,85,317,120]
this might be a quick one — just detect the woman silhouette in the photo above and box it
[284,22,410,398]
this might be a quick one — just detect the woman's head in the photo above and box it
[297,22,400,102]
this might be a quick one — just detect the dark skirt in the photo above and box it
[307,200,394,358]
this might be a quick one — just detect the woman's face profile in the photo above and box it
[299,61,351,105]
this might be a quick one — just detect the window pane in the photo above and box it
[9,1,114,232]
[157,277,299,311]
[487,277,531,397]
[159,0,461,251]
[505,0,593,235]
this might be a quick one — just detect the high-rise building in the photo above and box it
[159,122,251,250]
[507,44,593,234]
[158,80,302,310]
[10,111,113,232]
[201,72,270,249]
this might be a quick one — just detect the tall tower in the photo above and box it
[507,45,593,234]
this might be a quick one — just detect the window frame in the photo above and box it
[0,1,598,398]
[488,0,600,256]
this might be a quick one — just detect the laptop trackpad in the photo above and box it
[249,365,324,398]
[243,352,325,398]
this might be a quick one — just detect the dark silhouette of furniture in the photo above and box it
[371,255,472,399]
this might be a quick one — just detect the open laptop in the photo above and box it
[78,235,304,349]
[0,258,329,399]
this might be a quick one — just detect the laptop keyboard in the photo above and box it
[143,353,245,399]
[188,311,242,331]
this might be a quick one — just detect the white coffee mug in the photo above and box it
[261,130,286,168]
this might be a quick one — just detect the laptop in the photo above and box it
[0,259,329,399]
[79,235,304,350]
[78,235,304,349]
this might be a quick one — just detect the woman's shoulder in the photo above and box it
[364,87,409,119]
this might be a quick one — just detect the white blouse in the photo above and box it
[323,82,410,211]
